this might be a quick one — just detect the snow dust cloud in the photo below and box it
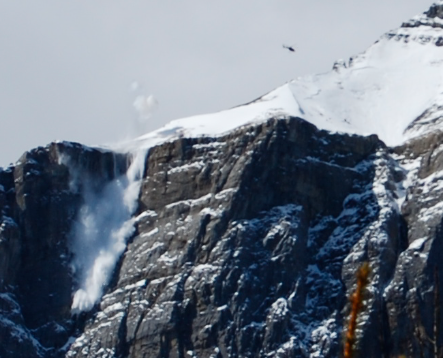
[66,149,147,313]
[129,82,159,138]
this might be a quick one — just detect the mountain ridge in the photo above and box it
[3,2,443,357]
[104,1,443,157]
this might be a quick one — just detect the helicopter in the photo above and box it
[283,44,296,52]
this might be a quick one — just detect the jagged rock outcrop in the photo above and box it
[402,2,443,29]
[4,3,443,357]
[2,114,443,357]
[0,142,129,357]
[65,117,383,358]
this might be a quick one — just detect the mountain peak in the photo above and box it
[425,1,443,19]
[400,2,443,31]
[116,1,443,155]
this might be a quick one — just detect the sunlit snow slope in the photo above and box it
[125,3,443,150]
[85,3,443,314]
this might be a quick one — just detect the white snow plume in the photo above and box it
[129,94,159,137]
[133,94,159,123]
[130,81,141,92]
[69,149,147,313]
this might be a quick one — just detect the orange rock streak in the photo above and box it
[343,262,370,358]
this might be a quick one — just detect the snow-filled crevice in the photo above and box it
[64,149,147,313]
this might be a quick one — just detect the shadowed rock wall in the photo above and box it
[2,117,443,357]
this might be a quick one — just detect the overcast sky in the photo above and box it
[0,0,435,166]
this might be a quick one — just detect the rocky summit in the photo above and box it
[4,3,443,358]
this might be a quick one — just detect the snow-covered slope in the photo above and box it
[5,3,443,358]
[121,1,443,150]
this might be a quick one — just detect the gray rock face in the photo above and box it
[2,115,443,357]
[401,3,443,30]
[65,118,381,358]
[0,142,129,357]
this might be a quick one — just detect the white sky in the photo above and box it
[0,0,435,166]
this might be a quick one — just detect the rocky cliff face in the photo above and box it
[0,142,129,357]
[1,115,443,357]
[65,118,382,358]
[4,3,443,357]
